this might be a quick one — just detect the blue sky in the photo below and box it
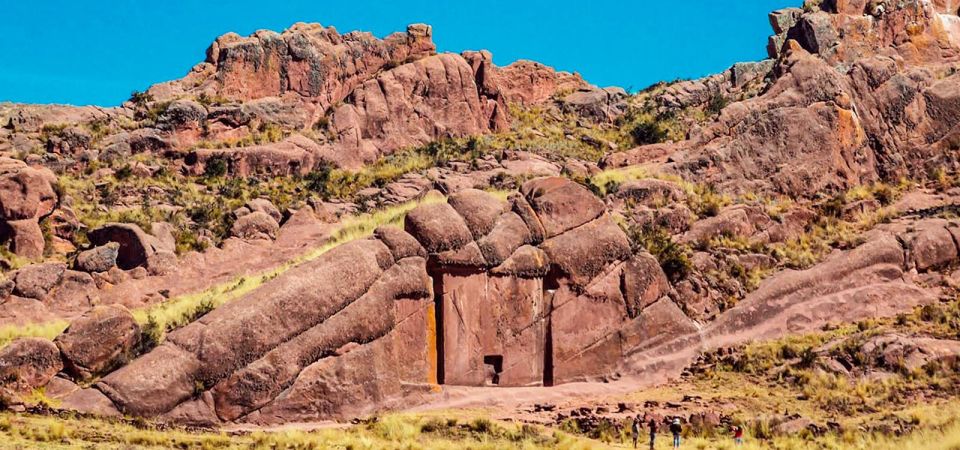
[1,0,799,106]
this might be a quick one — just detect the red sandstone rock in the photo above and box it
[55,305,141,381]
[540,214,632,288]
[404,202,474,254]
[230,211,280,240]
[374,226,427,260]
[13,263,66,300]
[622,252,671,318]
[0,338,62,402]
[478,212,533,266]
[88,223,176,273]
[522,177,605,239]
[448,189,507,240]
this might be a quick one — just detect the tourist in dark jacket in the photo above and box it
[648,417,658,449]
[670,418,682,448]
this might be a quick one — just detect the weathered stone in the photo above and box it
[244,198,282,223]
[541,214,632,287]
[55,305,141,381]
[230,211,280,240]
[404,202,474,253]
[522,177,604,238]
[491,245,550,277]
[448,189,506,239]
[1,220,45,260]
[908,225,958,272]
[622,252,671,318]
[0,338,62,400]
[88,223,172,271]
[75,243,120,273]
[374,226,427,260]
[13,263,66,300]
[478,212,532,266]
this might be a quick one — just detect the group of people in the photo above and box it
[629,415,744,448]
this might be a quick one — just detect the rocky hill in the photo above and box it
[3,0,960,439]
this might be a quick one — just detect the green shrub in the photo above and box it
[630,121,669,146]
[625,224,692,282]
[706,92,729,116]
[203,155,229,179]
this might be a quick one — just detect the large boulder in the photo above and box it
[88,223,176,273]
[860,333,960,372]
[521,177,605,238]
[1,220,45,260]
[241,198,282,223]
[55,305,141,381]
[540,214,632,287]
[478,212,533,266]
[13,263,67,300]
[0,338,62,401]
[404,202,474,253]
[374,226,426,260]
[622,252,671,318]
[230,211,280,240]
[448,189,506,239]
[559,87,629,122]
[98,239,394,416]
[0,159,58,259]
[75,243,120,273]
[906,224,960,272]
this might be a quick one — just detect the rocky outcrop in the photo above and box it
[150,24,589,169]
[26,178,686,423]
[0,158,58,260]
[642,2,960,198]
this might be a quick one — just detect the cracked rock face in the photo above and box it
[29,178,689,424]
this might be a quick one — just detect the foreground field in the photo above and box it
[4,300,960,449]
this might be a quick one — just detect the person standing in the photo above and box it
[670,418,682,448]
[648,417,658,450]
[631,415,641,448]
[732,424,744,445]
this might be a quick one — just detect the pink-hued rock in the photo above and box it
[540,214,632,288]
[622,252,671,318]
[522,177,605,239]
[374,226,427,260]
[907,224,959,271]
[88,223,176,273]
[448,189,506,240]
[55,305,141,381]
[211,257,430,421]
[252,336,401,423]
[13,263,67,300]
[98,238,393,416]
[861,333,960,372]
[59,388,121,417]
[0,158,58,259]
[0,338,62,401]
[404,202,474,254]
[438,271,546,387]
[230,211,280,240]
[478,212,533,266]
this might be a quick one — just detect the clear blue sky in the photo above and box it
[1,0,799,107]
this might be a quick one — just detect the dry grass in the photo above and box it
[0,411,604,450]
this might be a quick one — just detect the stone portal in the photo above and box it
[434,268,548,387]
